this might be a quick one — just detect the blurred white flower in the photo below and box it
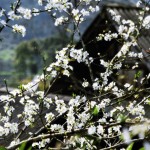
[12,24,26,37]
[88,126,96,135]
[122,128,131,144]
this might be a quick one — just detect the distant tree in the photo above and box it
[14,33,69,79]
[14,39,41,78]
[41,33,70,65]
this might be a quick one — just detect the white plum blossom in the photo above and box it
[47,47,73,76]
[144,142,150,150]
[124,83,130,88]
[113,62,122,69]
[72,9,79,16]
[45,112,54,123]
[38,0,43,6]
[122,128,131,144]
[136,1,142,7]
[93,81,100,90]
[67,107,76,131]
[127,102,145,117]
[129,123,149,138]
[99,98,111,109]
[4,104,14,116]
[88,126,96,135]
[100,59,109,67]
[143,15,150,29]
[117,42,132,58]
[138,52,143,58]
[0,126,6,136]
[78,111,90,124]
[82,81,89,87]
[63,69,70,77]
[0,95,14,102]
[8,11,22,20]
[90,101,96,108]
[0,20,6,26]
[0,9,5,17]
[55,99,67,114]
[50,124,64,133]
[32,138,50,149]
[51,70,57,77]
[19,97,39,126]
[32,8,40,16]
[81,9,90,16]
[128,51,138,57]
[54,17,68,26]
[9,139,20,147]
[97,125,104,135]
[17,7,32,19]
[118,25,128,35]
[89,5,100,12]
[43,97,52,109]
[45,0,72,12]
[109,9,121,23]
[70,48,89,63]
[12,24,26,37]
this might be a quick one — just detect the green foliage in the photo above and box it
[117,114,126,123]
[126,142,134,150]
[0,49,15,61]
[92,106,99,116]
[139,147,145,150]
[19,142,27,150]
[134,71,142,79]
[0,147,7,150]
[14,34,69,79]
[14,39,41,78]
[0,71,13,76]
[19,142,32,150]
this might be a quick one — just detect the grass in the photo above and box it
[0,49,15,61]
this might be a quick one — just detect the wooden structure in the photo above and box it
[50,3,150,95]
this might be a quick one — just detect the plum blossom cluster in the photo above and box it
[46,47,73,77]
[32,138,50,149]
[12,24,26,37]
[128,51,143,58]
[97,15,138,42]
[17,7,32,19]
[0,9,6,26]
[0,0,150,150]
[0,0,101,37]
[70,48,90,63]
[19,96,39,126]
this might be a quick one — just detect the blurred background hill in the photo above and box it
[0,0,139,87]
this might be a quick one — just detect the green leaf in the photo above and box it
[92,106,99,116]
[117,114,126,123]
[139,147,145,150]
[19,142,27,150]
[126,142,134,150]
[0,147,7,150]
[134,71,142,78]
[27,146,32,150]
[19,142,32,150]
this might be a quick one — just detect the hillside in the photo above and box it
[0,0,138,50]
[0,2,56,51]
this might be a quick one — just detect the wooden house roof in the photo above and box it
[76,4,150,69]
[49,4,150,95]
